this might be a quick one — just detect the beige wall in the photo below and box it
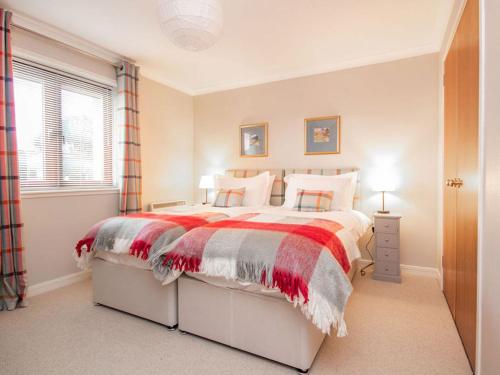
[478,0,500,373]
[12,27,121,287]
[140,75,195,209]
[194,54,439,269]
[22,192,119,285]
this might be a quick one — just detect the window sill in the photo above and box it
[21,188,120,199]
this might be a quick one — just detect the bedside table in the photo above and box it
[373,213,402,283]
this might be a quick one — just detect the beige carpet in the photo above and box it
[0,272,472,375]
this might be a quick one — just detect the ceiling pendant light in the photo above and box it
[157,0,224,52]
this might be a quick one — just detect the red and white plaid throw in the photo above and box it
[152,212,353,336]
[74,212,229,269]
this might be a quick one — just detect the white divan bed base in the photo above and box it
[92,258,178,328]
[178,260,358,373]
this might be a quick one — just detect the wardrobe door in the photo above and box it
[443,36,458,318]
[455,0,479,368]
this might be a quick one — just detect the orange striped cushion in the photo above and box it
[213,188,246,207]
[293,189,333,212]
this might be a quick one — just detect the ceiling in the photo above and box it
[3,0,455,95]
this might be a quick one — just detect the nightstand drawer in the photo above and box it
[376,233,399,249]
[376,247,399,262]
[374,218,399,234]
[375,260,400,276]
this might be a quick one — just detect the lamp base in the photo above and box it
[377,210,390,214]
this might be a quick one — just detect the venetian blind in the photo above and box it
[12,58,115,191]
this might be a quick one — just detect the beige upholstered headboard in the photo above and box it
[225,168,361,209]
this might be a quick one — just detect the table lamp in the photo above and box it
[199,175,214,205]
[372,173,396,214]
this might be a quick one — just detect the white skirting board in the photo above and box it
[358,258,441,280]
[27,270,91,298]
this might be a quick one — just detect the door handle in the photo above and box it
[445,178,463,188]
[453,178,463,188]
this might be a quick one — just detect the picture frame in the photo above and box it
[304,116,341,155]
[239,123,268,157]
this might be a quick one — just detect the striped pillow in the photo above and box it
[213,188,246,207]
[293,189,333,212]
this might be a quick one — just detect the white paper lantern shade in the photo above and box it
[158,0,224,51]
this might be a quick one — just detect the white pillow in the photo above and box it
[264,175,276,206]
[214,172,270,207]
[284,171,358,202]
[283,172,358,211]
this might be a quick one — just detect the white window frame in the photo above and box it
[13,57,118,197]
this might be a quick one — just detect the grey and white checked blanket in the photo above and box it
[151,212,354,336]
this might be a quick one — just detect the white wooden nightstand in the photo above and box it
[372,213,402,283]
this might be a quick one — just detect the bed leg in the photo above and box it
[296,368,309,374]
[166,324,178,332]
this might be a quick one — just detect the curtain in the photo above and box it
[116,61,142,215]
[0,9,26,311]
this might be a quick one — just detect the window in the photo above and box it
[13,59,114,191]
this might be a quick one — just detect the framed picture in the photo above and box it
[240,123,268,157]
[304,116,341,155]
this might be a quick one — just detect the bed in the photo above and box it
[153,168,370,373]
[75,170,276,328]
[76,207,254,328]
[76,167,369,373]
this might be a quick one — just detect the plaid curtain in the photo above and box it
[0,10,26,311]
[116,61,142,215]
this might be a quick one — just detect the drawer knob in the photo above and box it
[385,268,389,271]
[384,224,389,228]
[385,239,389,242]
[385,254,389,257]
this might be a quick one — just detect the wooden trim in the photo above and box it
[443,0,479,369]
[440,0,468,62]
[304,115,341,155]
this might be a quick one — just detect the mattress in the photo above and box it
[95,251,152,270]
[186,273,286,299]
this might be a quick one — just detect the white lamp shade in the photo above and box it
[371,171,397,192]
[158,0,223,51]
[199,175,214,189]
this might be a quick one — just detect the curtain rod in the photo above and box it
[11,22,128,69]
